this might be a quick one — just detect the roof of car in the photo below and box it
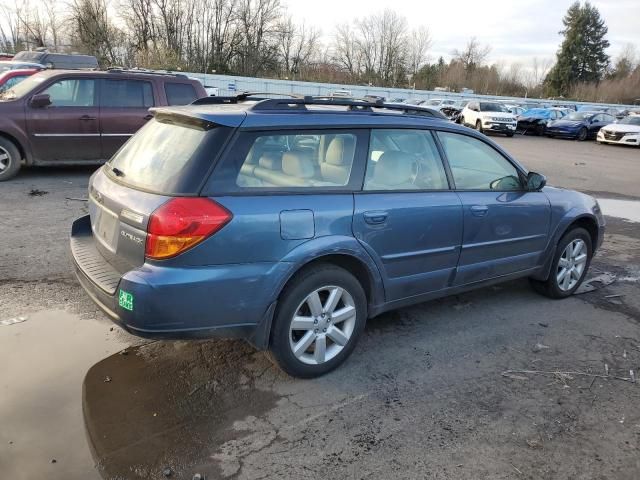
[151,97,470,131]
[29,68,195,81]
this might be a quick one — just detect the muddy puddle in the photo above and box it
[83,340,280,480]
[598,198,640,223]
[0,310,128,480]
[0,310,280,480]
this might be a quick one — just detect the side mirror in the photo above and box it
[29,93,51,108]
[527,172,546,191]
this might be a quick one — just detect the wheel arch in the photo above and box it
[0,130,30,164]
[532,213,600,282]
[247,240,386,351]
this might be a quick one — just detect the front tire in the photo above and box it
[530,227,592,299]
[475,120,483,133]
[0,137,22,181]
[577,127,588,141]
[269,265,367,378]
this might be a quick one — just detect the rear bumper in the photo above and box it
[70,215,286,348]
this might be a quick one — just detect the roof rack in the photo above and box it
[250,96,446,118]
[106,67,187,78]
[192,92,302,105]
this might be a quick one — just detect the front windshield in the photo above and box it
[0,74,46,100]
[565,112,591,121]
[480,102,507,112]
[619,116,640,126]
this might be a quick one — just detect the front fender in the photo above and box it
[533,206,600,281]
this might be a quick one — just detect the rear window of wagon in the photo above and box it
[105,116,231,195]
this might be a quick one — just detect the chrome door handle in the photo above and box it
[363,211,388,225]
[470,205,489,217]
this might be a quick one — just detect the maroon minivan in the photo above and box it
[0,69,207,180]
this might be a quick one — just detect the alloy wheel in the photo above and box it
[0,146,10,172]
[556,239,588,291]
[289,285,357,365]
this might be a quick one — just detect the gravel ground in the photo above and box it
[1,136,639,480]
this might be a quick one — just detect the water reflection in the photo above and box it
[82,340,279,480]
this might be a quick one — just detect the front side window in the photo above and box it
[164,83,197,105]
[42,79,96,107]
[233,132,358,189]
[364,129,448,191]
[101,79,154,108]
[438,132,522,191]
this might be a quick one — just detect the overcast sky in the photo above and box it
[285,0,639,67]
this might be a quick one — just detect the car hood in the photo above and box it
[518,115,546,122]
[600,123,640,134]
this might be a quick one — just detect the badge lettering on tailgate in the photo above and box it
[121,230,144,244]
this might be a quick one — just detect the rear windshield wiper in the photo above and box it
[111,166,125,177]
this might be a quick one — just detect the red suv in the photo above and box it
[0,69,207,180]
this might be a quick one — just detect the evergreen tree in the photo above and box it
[545,1,610,96]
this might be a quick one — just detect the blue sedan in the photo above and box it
[546,111,616,141]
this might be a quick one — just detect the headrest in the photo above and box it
[325,136,356,166]
[258,151,282,170]
[373,151,415,186]
[282,150,315,178]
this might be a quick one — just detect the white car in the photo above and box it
[597,116,640,147]
[461,101,517,136]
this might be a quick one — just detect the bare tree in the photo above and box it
[407,26,431,77]
[69,0,122,65]
[332,24,360,78]
[235,0,281,76]
[453,37,491,72]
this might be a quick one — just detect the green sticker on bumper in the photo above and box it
[119,289,134,311]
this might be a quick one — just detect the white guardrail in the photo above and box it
[185,72,636,109]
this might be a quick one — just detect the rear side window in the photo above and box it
[105,117,231,194]
[208,130,368,193]
[164,83,197,105]
[101,79,154,108]
[365,129,448,191]
[438,132,522,191]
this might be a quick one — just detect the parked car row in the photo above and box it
[443,98,638,147]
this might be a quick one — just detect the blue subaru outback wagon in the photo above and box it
[71,95,605,378]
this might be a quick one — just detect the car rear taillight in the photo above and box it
[145,198,232,260]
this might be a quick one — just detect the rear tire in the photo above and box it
[0,137,22,182]
[269,264,367,378]
[530,227,593,299]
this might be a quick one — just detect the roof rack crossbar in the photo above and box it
[192,92,303,106]
[106,67,187,78]
[249,97,441,117]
